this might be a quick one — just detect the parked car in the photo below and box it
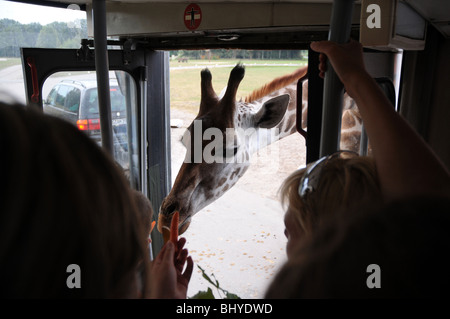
[43,79,129,168]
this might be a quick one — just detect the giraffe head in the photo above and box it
[158,64,291,234]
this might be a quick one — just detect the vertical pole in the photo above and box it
[92,0,114,155]
[319,0,355,157]
[147,50,172,256]
[359,124,369,155]
[306,48,324,163]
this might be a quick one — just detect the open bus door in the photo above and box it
[21,42,170,255]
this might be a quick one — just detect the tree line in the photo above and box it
[0,19,87,57]
[0,18,306,61]
[174,49,307,61]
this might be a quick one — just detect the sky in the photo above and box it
[0,0,86,25]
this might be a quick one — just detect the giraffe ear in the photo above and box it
[253,94,290,129]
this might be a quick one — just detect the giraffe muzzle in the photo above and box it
[157,211,191,236]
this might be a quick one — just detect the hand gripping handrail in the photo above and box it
[319,0,355,157]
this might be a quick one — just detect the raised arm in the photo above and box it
[311,40,450,201]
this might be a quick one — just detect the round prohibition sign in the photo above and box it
[184,3,202,30]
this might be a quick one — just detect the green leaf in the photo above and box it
[196,264,241,299]
[190,287,216,299]
[198,265,218,287]
[225,292,240,299]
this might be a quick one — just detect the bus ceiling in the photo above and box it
[11,1,450,49]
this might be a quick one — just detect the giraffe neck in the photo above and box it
[274,84,298,138]
[340,96,364,152]
[241,65,307,150]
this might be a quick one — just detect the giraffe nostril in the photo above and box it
[164,203,178,215]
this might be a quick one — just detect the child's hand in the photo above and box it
[148,238,193,299]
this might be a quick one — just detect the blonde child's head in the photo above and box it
[280,153,382,257]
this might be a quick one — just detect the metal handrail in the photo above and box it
[319,0,355,157]
[92,0,114,155]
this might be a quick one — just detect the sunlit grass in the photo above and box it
[169,60,307,115]
[169,58,304,68]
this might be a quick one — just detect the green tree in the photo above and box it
[36,24,59,48]
[0,18,87,56]
[22,23,42,47]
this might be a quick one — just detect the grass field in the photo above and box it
[169,58,304,68]
[169,59,307,114]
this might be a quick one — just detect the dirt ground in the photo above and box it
[169,108,306,299]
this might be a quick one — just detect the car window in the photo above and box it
[54,85,70,109]
[82,86,126,115]
[64,87,81,113]
[46,86,59,106]
[110,87,126,112]
[83,88,100,115]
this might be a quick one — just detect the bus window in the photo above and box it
[168,49,307,298]
[42,70,139,184]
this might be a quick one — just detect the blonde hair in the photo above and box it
[280,156,381,237]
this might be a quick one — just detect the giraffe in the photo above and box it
[158,64,363,234]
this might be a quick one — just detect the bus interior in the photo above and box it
[3,0,450,298]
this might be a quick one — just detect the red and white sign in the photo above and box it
[184,3,202,30]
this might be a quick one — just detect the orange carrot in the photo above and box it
[148,221,157,244]
[162,226,170,244]
[150,220,156,234]
[161,212,179,247]
[170,211,179,245]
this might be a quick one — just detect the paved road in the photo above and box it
[0,64,106,104]
[0,64,27,103]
